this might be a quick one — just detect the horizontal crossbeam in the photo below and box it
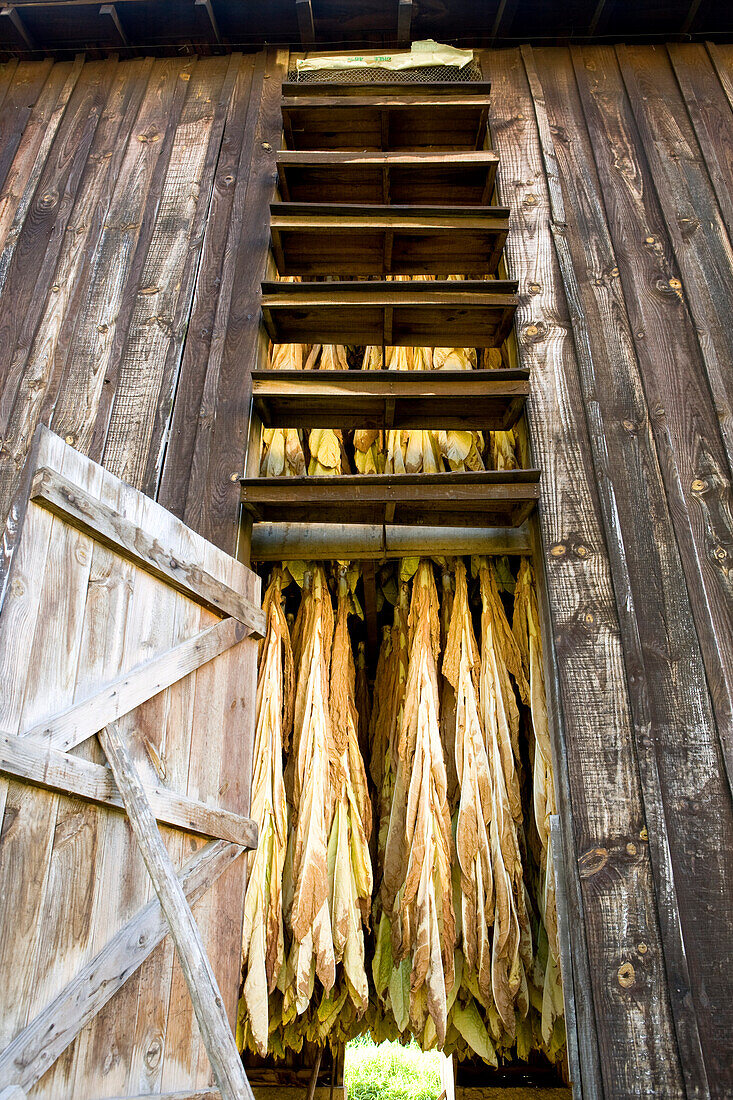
[0,730,257,847]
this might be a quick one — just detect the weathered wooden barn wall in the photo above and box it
[0,40,731,1100]
[482,44,733,1100]
[0,47,288,554]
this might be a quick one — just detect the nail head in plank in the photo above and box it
[30,466,265,637]
[97,722,255,1100]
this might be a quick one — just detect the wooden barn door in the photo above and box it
[0,426,264,1100]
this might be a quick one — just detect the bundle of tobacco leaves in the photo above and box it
[238,568,294,1056]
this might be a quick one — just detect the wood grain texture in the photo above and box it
[101,56,231,491]
[530,44,733,1097]
[22,616,247,752]
[141,53,242,501]
[0,430,260,1098]
[0,59,111,445]
[30,464,265,634]
[667,43,733,246]
[46,59,189,459]
[182,47,288,554]
[0,839,243,1094]
[0,59,53,199]
[157,54,255,522]
[0,59,75,273]
[0,57,153,527]
[0,730,257,847]
[568,44,733,1094]
[97,721,254,1100]
[616,44,733,477]
[482,47,683,1098]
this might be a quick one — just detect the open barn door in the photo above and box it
[0,426,264,1100]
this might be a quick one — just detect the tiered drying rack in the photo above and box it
[240,81,539,565]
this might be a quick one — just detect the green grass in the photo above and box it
[344,1035,443,1100]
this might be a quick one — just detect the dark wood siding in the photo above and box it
[0,42,730,1100]
[482,43,733,1099]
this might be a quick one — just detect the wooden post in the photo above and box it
[97,722,255,1100]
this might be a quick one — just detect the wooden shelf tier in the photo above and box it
[270,203,509,276]
[240,470,539,528]
[281,82,492,150]
[276,151,500,206]
[250,522,533,562]
[251,369,529,430]
[260,279,518,346]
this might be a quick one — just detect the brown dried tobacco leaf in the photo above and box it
[239,569,292,1055]
[328,569,374,1013]
[383,561,455,1044]
[513,559,563,1043]
[286,566,336,1010]
[443,560,494,1003]
[477,559,532,1035]
[261,339,307,477]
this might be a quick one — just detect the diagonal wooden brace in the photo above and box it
[0,839,243,1094]
[21,615,248,753]
[98,722,255,1100]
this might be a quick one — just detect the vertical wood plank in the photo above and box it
[182,47,288,553]
[531,44,733,1097]
[0,57,84,299]
[616,44,733,476]
[0,59,114,446]
[0,57,152,525]
[100,56,231,488]
[571,41,733,796]
[0,439,102,1060]
[65,496,197,1100]
[0,59,56,239]
[156,54,255,521]
[141,52,242,501]
[667,43,733,245]
[97,721,253,1100]
[481,46,685,1098]
[87,58,197,466]
[45,59,189,458]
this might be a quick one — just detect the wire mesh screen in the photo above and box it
[287,61,483,82]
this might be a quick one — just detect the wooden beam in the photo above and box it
[489,0,518,46]
[681,0,704,33]
[99,3,129,47]
[106,1092,220,1100]
[98,722,255,1100]
[22,616,247,752]
[397,0,412,46]
[195,0,222,45]
[522,43,709,1093]
[296,0,315,45]
[0,730,258,847]
[249,522,533,560]
[0,5,35,51]
[587,0,608,36]
[0,839,243,1094]
[30,466,265,637]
